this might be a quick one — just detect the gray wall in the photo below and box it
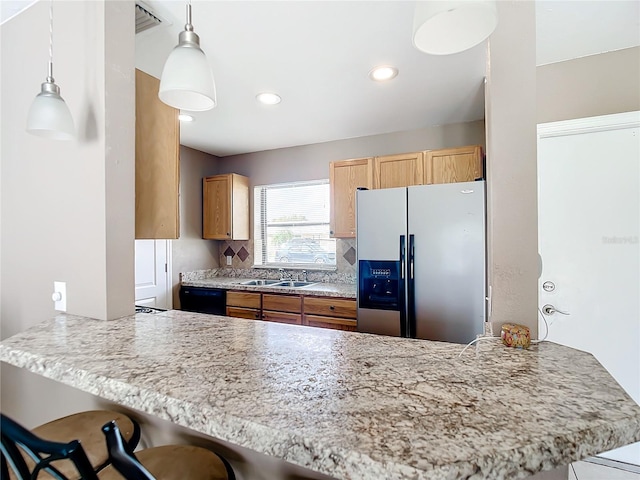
[171,146,220,307]
[485,1,539,336]
[217,120,486,187]
[537,46,640,124]
[1,0,134,423]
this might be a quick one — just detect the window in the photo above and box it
[254,180,336,267]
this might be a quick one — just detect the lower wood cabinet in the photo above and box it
[302,296,357,332]
[225,291,356,331]
[262,311,302,325]
[226,306,260,320]
[262,294,302,325]
[304,315,356,331]
[226,291,261,320]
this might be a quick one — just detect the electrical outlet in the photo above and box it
[226,255,233,266]
[52,281,67,312]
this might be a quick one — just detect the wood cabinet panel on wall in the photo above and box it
[203,174,249,240]
[373,152,424,189]
[424,145,484,185]
[135,69,180,239]
[329,158,373,238]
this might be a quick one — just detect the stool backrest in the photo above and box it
[101,421,155,480]
[0,413,98,480]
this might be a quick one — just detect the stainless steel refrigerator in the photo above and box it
[356,181,486,344]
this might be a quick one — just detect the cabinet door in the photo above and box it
[262,294,302,313]
[304,315,357,331]
[330,158,373,238]
[262,311,302,325]
[227,291,261,309]
[227,306,261,320]
[424,145,483,185]
[135,69,180,239]
[373,152,424,189]
[203,174,249,240]
[303,297,356,319]
[203,175,231,239]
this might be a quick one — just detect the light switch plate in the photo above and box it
[226,255,233,266]
[53,281,67,312]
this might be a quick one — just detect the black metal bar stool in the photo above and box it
[100,421,235,480]
[1,411,140,479]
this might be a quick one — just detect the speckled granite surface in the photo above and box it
[2,311,639,480]
[181,270,356,299]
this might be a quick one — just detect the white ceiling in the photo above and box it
[134,0,639,157]
[136,1,490,157]
[3,1,638,157]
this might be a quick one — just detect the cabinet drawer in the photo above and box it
[262,311,302,325]
[304,314,357,331]
[226,306,260,320]
[303,297,356,319]
[227,291,261,309]
[262,294,302,313]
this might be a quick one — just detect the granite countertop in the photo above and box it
[182,277,357,299]
[2,311,639,480]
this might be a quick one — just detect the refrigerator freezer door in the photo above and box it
[408,182,485,344]
[356,188,408,336]
[356,188,407,260]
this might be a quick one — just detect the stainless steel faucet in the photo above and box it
[278,268,292,281]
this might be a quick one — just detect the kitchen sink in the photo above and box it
[240,279,282,286]
[272,281,317,288]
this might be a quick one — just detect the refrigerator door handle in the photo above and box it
[409,234,415,280]
[399,235,407,337]
[400,235,406,279]
[408,234,416,337]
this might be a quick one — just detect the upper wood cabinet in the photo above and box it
[135,69,180,239]
[329,158,373,238]
[203,173,249,240]
[424,145,484,185]
[373,152,424,189]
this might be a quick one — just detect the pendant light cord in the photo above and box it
[185,0,193,32]
[47,0,54,81]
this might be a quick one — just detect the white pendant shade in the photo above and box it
[159,43,216,111]
[26,84,75,140]
[413,0,498,55]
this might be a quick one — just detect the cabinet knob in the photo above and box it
[226,232,230,236]
[329,305,335,310]
[330,230,334,235]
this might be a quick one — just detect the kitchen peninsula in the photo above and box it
[1,311,639,480]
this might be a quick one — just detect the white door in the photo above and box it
[538,111,640,465]
[135,239,172,309]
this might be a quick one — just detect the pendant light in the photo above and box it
[413,0,498,55]
[26,0,74,140]
[158,1,216,111]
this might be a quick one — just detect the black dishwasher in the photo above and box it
[179,286,226,315]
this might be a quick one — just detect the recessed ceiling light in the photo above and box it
[178,114,194,122]
[369,65,399,82]
[256,92,282,105]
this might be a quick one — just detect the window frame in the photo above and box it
[253,179,336,270]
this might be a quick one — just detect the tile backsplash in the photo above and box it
[217,239,356,284]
